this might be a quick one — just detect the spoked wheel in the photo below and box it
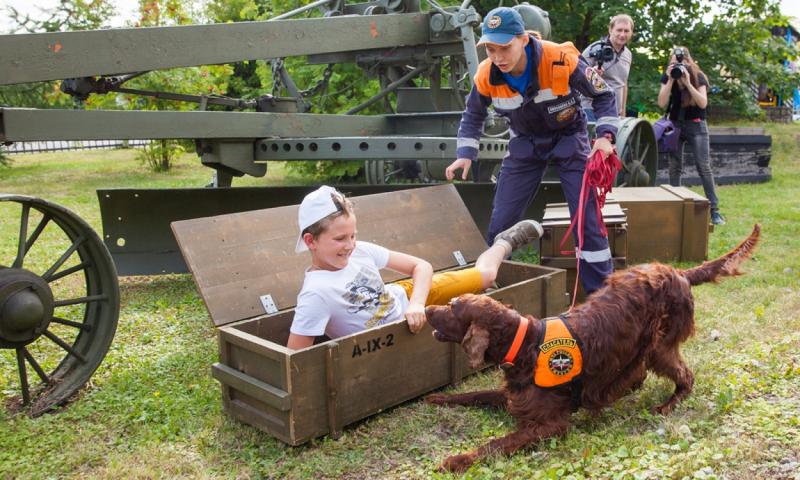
[364,159,423,184]
[0,195,119,415]
[615,117,658,187]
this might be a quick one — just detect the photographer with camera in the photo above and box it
[581,14,634,120]
[657,46,725,225]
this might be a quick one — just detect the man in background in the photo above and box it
[581,14,634,119]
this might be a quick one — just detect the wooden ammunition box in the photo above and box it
[172,184,567,445]
[539,202,627,302]
[606,185,709,263]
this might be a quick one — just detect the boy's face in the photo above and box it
[485,35,528,75]
[306,214,357,271]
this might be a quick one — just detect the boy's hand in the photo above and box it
[445,158,472,181]
[404,302,427,334]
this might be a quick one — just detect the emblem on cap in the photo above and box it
[487,15,502,29]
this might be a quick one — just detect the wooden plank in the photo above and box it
[218,327,289,362]
[212,363,291,411]
[330,320,453,427]
[544,270,568,317]
[325,343,342,439]
[224,392,293,444]
[287,343,339,443]
[229,311,295,347]
[173,184,488,327]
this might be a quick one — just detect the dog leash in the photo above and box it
[559,147,621,310]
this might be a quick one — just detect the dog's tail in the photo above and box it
[681,224,760,286]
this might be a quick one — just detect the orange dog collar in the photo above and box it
[500,315,529,369]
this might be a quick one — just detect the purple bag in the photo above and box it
[654,117,681,153]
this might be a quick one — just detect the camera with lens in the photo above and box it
[669,64,687,79]
[588,39,615,68]
[670,47,686,79]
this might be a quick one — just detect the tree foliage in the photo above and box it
[0,0,114,109]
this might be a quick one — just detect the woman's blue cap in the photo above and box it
[477,7,526,46]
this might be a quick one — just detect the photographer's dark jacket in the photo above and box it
[456,35,618,162]
[661,72,709,121]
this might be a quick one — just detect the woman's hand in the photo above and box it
[404,302,427,334]
[665,64,676,85]
[590,136,614,159]
[676,66,689,87]
[445,158,472,181]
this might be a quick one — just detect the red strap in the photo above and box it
[558,148,622,310]
[500,315,529,367]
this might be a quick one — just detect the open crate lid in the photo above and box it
[171,184,488,327]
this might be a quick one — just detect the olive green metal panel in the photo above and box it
[254,136,508,161]
[0,14,434,86]
[0,108,391,141]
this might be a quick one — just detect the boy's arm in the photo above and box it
[287,291,328,349]
[287,333,315,350]
[386,251,433,334]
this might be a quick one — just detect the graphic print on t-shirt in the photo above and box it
[344,268,397,328]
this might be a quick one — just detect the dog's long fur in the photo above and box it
[424,224,760,473]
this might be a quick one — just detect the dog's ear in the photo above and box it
[462,324,490,369]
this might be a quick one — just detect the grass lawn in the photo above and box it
[1,125,799,479]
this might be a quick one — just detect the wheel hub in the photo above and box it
[0,268,54,347]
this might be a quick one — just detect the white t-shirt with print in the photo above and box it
[290,241,409,339]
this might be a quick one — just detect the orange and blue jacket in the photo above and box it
[456,35,618,161]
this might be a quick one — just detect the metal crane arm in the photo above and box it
[0,13,446,86]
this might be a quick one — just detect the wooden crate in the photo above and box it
[539,202,627,302]
[172,184,567,445]
[606,185,709,263]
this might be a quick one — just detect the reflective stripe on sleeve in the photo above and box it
[492,95,523,110]
[579,247,612,263]
[457,137,480,149]
[533,88,572,103]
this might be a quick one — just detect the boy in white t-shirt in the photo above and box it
[286,186,543,350]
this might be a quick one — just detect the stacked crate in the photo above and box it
[539,202,628,303]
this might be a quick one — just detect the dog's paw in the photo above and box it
[425,393,451,405]
[652,403,674,415]
[438,453,476,473]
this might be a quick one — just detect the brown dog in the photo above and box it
[425,225,761,473]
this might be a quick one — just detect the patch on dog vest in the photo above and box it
[534,316,583,387]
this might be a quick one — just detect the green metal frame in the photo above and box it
[0,14,448,86]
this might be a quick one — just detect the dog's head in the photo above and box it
[426,293,525,369]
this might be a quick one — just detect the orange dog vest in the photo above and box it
[534,316,583,388]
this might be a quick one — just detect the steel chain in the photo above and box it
[271,59,334,99]
[300,63,335,98]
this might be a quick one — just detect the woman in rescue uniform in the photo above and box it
[445,6,619,295]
